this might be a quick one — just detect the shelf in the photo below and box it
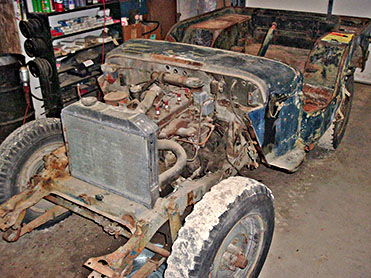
[52,22,120,40]
[57,65,75,74]
[23,0,121,116]
[60,70,101,88]
[62,88,99,106]
[33,1,119,16]
[55,40,116,59]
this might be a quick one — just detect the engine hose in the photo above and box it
[158,140,187,188]
[135,84,162,114]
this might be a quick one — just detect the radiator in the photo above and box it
[61,99,159,208]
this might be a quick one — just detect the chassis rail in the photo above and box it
[0,147,227,277]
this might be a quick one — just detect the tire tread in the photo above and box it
[165,176,274,278]
[0,118,62,207]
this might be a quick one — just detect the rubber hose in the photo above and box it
[158,140,187,187]
[142,20,160,36]
[134,84,162,114]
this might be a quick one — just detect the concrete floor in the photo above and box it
[0,82,370,277]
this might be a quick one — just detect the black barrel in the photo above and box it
[0,54,35,143]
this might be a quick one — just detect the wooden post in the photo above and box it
[0,0,22,54]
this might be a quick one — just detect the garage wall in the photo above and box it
[245,0,328,14]
[245,0,371,17]
[332,0,371,18]
[0,0,21,54]
[177,0,218,21]
[332,0,371,84]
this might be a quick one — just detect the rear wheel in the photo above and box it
[0,118,69,227]
[165,176,275,278]
[318,75,354,150]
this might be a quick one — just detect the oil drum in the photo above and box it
[0,54,34,143]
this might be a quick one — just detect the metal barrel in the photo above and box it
[0,54,34,143]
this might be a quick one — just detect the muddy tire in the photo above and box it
[0,118,69,227]
[318,75,354,150]
[165,176,274,278]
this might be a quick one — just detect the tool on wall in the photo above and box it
[257,22,277,57]
[19,66,31,124]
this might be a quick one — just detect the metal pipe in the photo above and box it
[134,84,162,114]
[327,0,334,15]
[152,72,204,88]
[257,22,277,57]
[158,139,187,187]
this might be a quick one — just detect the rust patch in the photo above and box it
[151,54,203,67]
[218,99,230,106]
[121,214,136,231]
[159,118,190,138]
[188,14,251,30]
[305,143,315,151]
[78,194,95,205]
[40,177,53,191]
[303,84,334,113]
[187,191,195,206]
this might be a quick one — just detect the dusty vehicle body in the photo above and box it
[167,7,371,167]
[0,7,370,278]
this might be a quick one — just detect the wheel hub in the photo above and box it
[221,241,249,271]
[18,141,64,213]
[211,214,265,278]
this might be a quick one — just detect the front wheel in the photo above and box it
[165,176,275,278]
[0,118,69,227]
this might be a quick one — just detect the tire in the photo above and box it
[165,176,275,278]
[0,118,70,227]
[318,75,354,150]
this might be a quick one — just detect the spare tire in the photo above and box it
[0,118,70,227]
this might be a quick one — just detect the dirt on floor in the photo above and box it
[0,83,370,278]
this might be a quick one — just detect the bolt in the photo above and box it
[234,253,248,269]
[95,194,104,201]
[222,241,249,271]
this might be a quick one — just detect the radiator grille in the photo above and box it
[61,101,159,208]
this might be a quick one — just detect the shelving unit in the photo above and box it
[51,21,120,40]
[38,2,115,16]
[21,0,123,117]
[55,40,115,58]
[60,70,101,88]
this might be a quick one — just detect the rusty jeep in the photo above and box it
[0,6,370,278]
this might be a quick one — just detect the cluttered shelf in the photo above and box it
[34,1,118,16]
[55,39,117,58]
[60,70,101,88]
[62,88,99,106]
[51,21,120,40]
[20,0,124,116]
[28,0,119,14]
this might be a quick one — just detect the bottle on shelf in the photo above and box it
[55,0,64,12]
[68,0,74,10]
